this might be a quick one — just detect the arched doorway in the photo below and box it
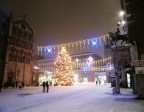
[118,59,130,88]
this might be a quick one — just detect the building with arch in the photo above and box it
[0,10,34,87]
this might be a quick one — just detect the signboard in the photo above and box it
[136,71,144,74]
[135,67,144,74]
[131,60,144,67]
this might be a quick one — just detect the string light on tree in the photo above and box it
[53,47,74,86]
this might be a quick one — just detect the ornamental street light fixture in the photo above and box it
[119,11,125,17]
[88,56,93,62]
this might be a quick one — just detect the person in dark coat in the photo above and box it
[99,80,101,85]
[22,82,24,88]
[46,81,49,93]
[42,81,46,92]
[96,81,98,85]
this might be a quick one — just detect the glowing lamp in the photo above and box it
[48,48,51,52]
[76,58,79,62]
[92,41,96,45]
[88,56,93,61]
[91,38,97,46]
[119,11,125,16]
[122,20,126,25]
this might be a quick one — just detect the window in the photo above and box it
[17,70,20,77]
[14,56,17,61]
[23,31,28,40]
[12,26,17,36]
[18,28,22,37]
[28,33,33,41]
[9,54,12,61]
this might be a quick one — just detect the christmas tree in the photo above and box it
[53,47,74,86]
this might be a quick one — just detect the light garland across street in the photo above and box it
[37,34,109,55]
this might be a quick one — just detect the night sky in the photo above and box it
[0,0,121,56]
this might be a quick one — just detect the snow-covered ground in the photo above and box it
[0,83,144,112]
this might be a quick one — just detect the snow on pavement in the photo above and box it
[0,83,144,112]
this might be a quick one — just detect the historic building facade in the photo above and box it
[0,10,34,87]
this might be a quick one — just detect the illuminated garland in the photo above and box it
[91,66,113,71]
[73,66,112,71]
[72,57,112,67]
[37,34,109,55]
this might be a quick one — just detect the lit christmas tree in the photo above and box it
[53,47,74,86]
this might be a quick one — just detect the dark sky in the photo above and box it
[0,0,121,56]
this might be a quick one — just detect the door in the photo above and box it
[8,76,13,86]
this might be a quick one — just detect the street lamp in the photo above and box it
[117,11,127,35]
[75,58,79,62]
[119,11,125,17]
[122,20,126,25]
[88,56,93,62]
[34,66,39,69]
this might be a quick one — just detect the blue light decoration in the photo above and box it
[46,46,53,54]
[47,48,52,53]
[107,63,113,70]
[91,37,98,47]
[83,66,91,72]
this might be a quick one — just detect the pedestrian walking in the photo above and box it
[96,80,98,85]
[42,81,46,92]
[99,80,101,85]
[22,82,24,88]
[46,81,49,93]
